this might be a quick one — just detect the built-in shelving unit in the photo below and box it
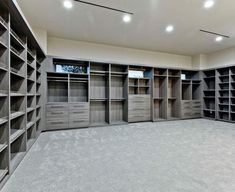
[203,70,216,119]
[90,62,109,126]
[231,67,235,122]
[181,70,202,119]
[0,0,45,188]
[128,66,151,122]
[167,69,181,119]
[153,68,167,121]
[110,65,128,124]
[216,68,230,121]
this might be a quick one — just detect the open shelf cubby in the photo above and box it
[111,64,128,74]
[110,101,127,124]
[10,114,25,144]
[47,73,68,102]
[90,101,109,126]
[182,81,191,100]
[90,62,109,74]
[111,74,127,100]
[10,133,26,172]
[203,70,216,119]
[90,73,109,100]
[153,99,166,120]
[69,74,88,102]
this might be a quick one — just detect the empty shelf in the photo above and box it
[0,144,7,153]
[10,129,25,143]
[27,108,34,113]
[26,122,34,130]
[0,169,8,182]
[10,92,25,97]
[0,117,7,125]
[10,111,25,120]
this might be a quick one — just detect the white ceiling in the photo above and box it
[17,0,235,56]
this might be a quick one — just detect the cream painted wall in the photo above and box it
[47,37,193,69]
[204,47,235,69]
[33,28,48,54]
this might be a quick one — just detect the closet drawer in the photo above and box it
[69,120,89,128]
[46,110,68,118]
[69,113,89,120]
[46,103,68,111]
[181,101,192,105]
[128,115,150,122]
[69,103,89,110]
[46,120,68,130]
[191,111,201,117]
[129,95,150,100]
[182,111,192,118]
[192,101,201,107]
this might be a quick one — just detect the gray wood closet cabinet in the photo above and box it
[203,66,235,123]
[45,58,204,131]
[0,0,45,188]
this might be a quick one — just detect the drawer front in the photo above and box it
[128,115,151,122]
[182,111,192,118]
[46,110,68,119]
[69,120,89,128]
[69,114,89,121]
[46,120,68,130]
[192,101,201,108]
[129,95,151,100]
[69,103,89,111]
[191,111,201,117]
[46,104,68,111]
[181,101,192,105]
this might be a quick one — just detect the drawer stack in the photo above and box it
[191,101,202,118]
[181,101,201,119]
[128,95,151,122]
[46,103,89,130]
[46,103,69,130]
[69,103,89,128]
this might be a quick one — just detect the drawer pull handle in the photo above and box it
[51,112,64,115]
[72,112,84,114]
[73,120,85,123]
[51,106,65,108]
[51,122,64,124]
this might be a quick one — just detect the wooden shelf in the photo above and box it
[0,144,7,153]
[10,129,25,144]
[0,169,8,182]
[10,111,25,120]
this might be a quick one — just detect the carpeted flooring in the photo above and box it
[2,119,235,192]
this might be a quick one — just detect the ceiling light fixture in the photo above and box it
[63,0,73,9]
[123,14,131,23]
[215,36,223,42]
[204,0,215,9]
[166,25,174,33]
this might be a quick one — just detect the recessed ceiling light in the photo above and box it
[204,0,215,9]
[63,0,73,9]
[166,25,174,33]
[123,14,131,23]
[215,36,223,42]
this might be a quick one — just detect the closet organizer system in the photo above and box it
[1,0,235,189]
[46,59,203,130]
[0,0,45,188]
[46,59,235,130]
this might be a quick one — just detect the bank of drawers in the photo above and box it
[46,103,89,130]
[69,103,89,128]
[128,95,151,122]
[181,101,201,118]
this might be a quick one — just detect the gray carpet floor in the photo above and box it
[2,119,235,192]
